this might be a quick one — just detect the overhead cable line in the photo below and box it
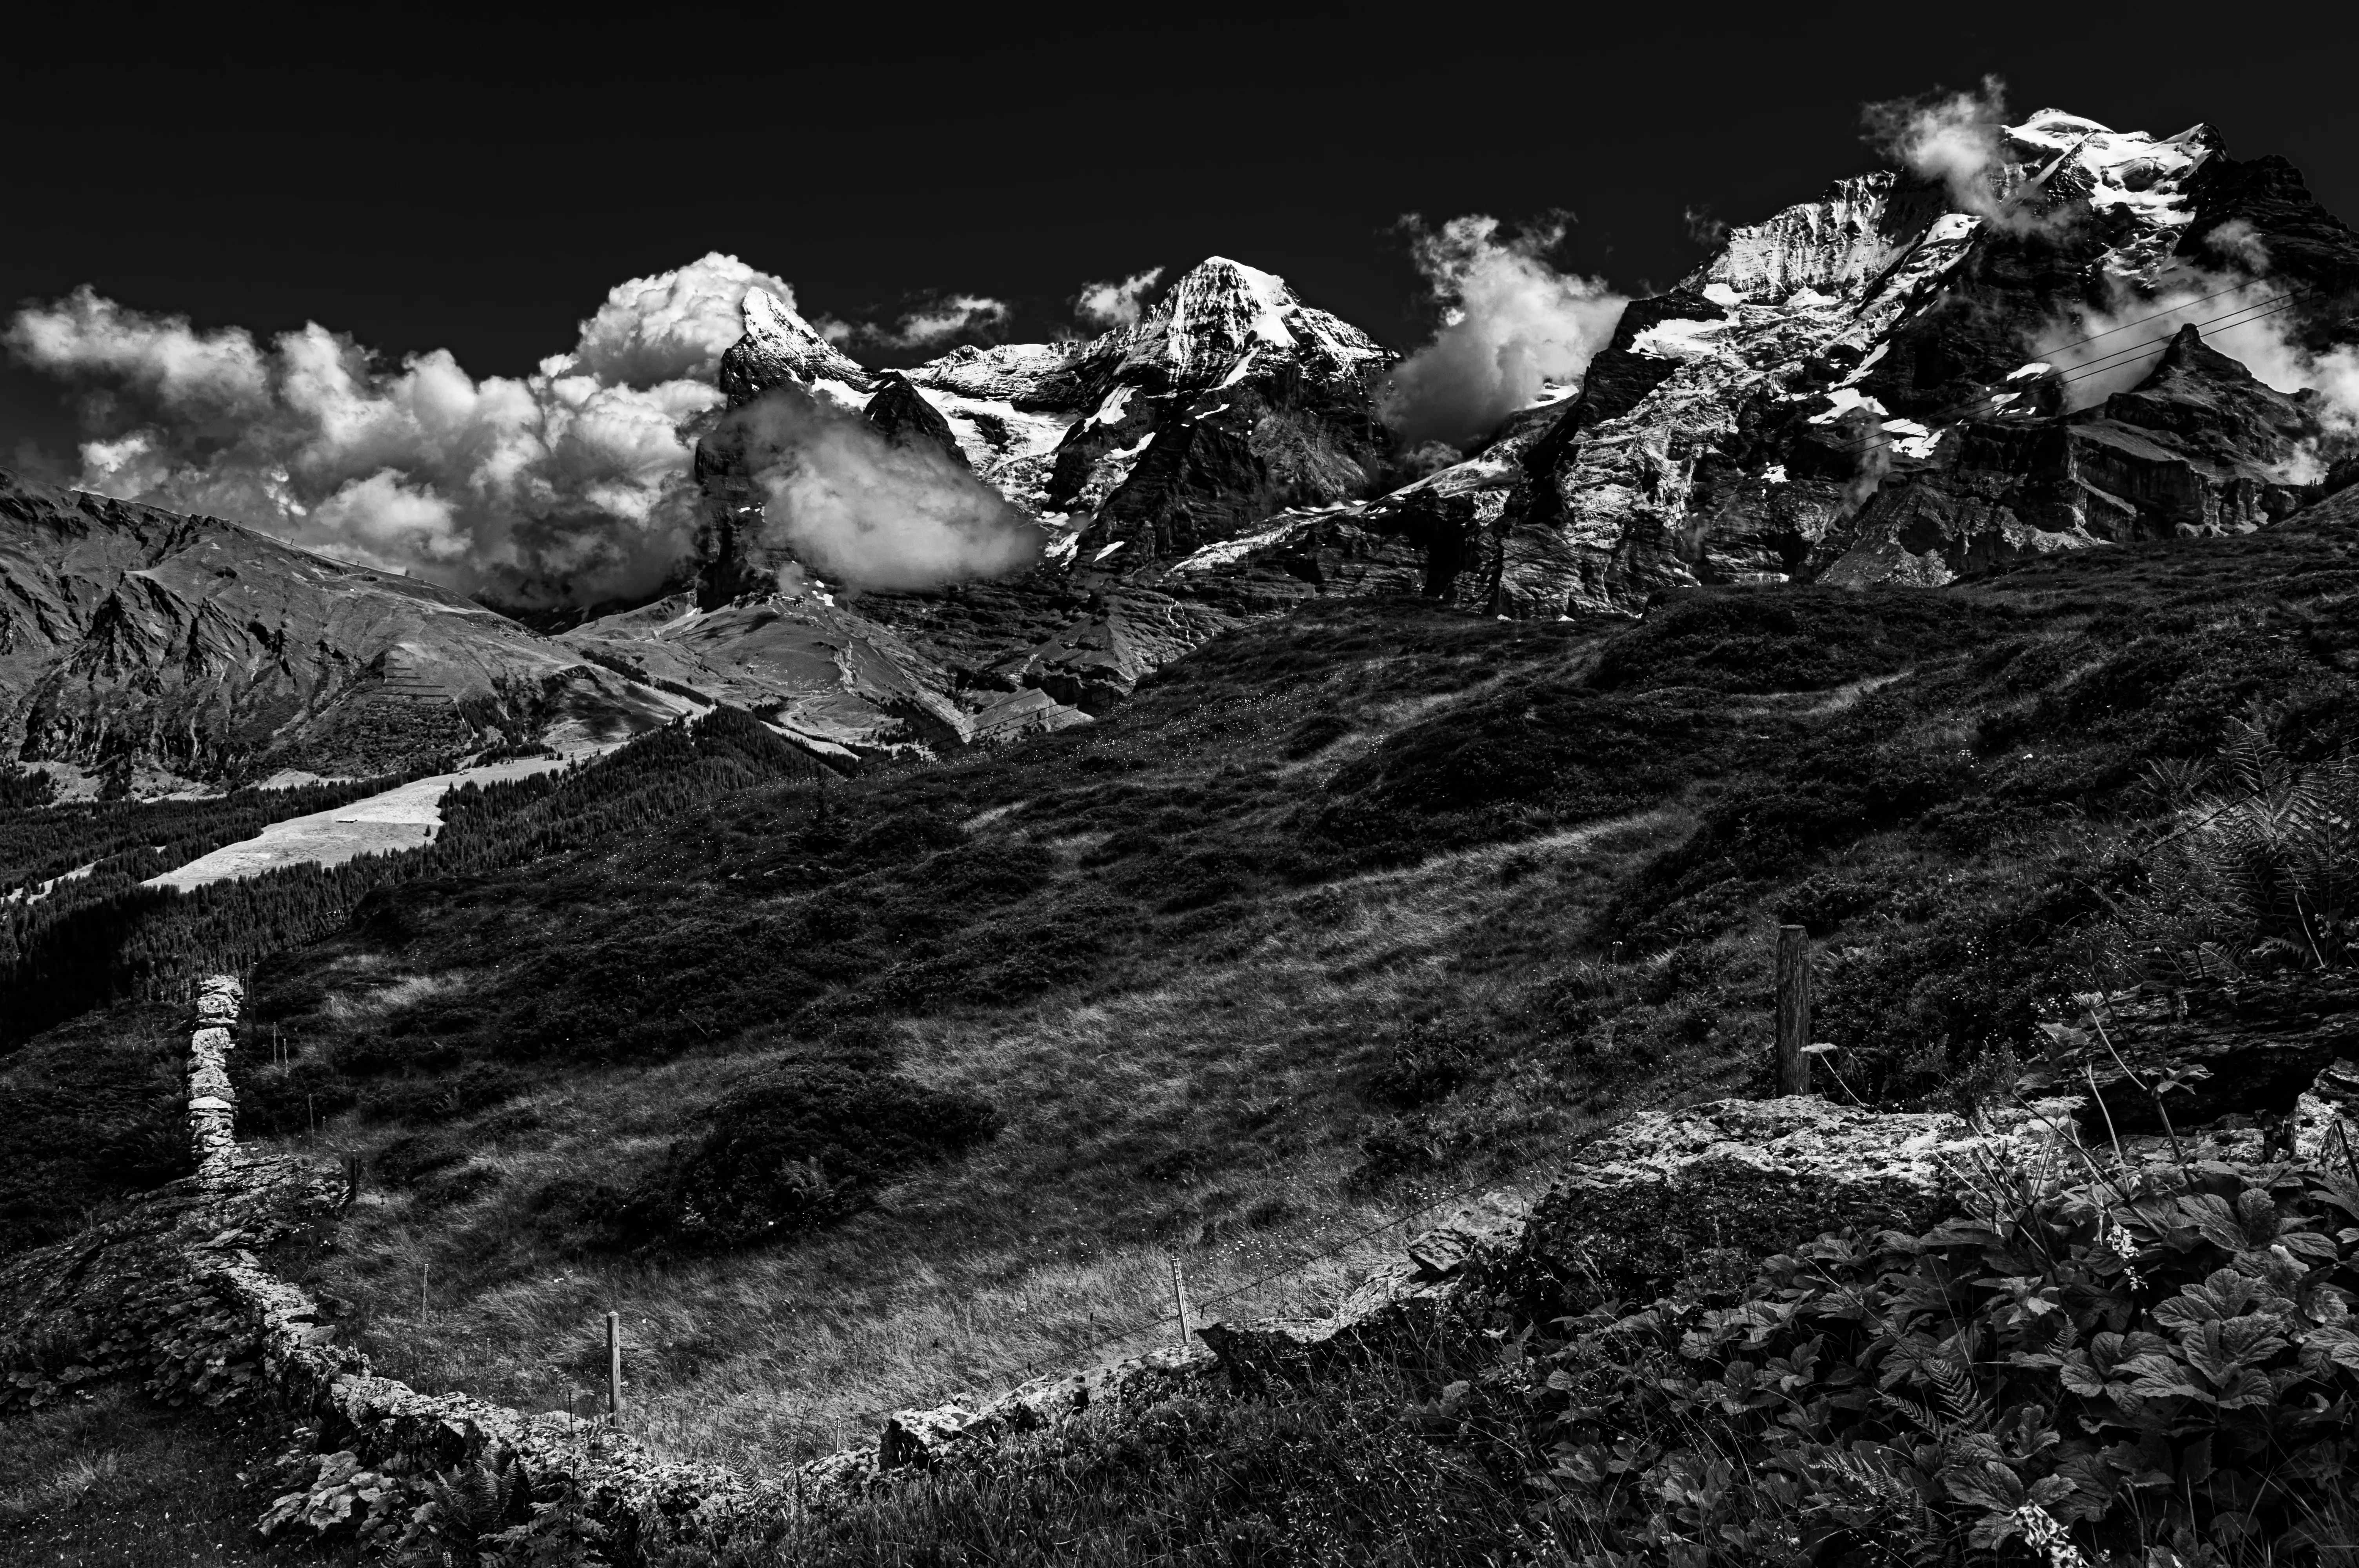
[1823,284,2317,466]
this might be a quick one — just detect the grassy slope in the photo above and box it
[0,1384,355,1567]
[23,493,2359,1475]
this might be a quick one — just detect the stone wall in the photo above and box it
[2,975,2070,1549]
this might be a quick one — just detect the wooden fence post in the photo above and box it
[1776,925,1813,1097]
[606,1311,623,1421]
[1168,1251,1190,1344]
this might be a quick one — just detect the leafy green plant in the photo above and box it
[2104,717,2359,985]
[257,1443,417,1548]
[399,1446,536,1563]
[1518,1147,2359,1567]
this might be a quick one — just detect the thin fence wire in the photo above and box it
[752,1127,1607,1448]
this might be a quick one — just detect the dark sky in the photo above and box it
[6,9,2351,473]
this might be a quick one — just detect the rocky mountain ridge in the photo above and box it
[658,105,2359,735]
[12,106,2359,782]
[0,473,694,788]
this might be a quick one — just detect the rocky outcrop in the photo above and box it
[1491,1098,2050,1317]
[2081,976,2359,1132]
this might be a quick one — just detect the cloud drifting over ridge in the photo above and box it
[5,254,798,608]
[820,295,1013,354]
[1379,215,1627,450]
[2035,243,2359,463]
[736,387,1043,590]
[1074,267,1165,329]
[1859,76,2060,235]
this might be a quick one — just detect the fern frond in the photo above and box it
[1926,1356,1995,1436]
[1877,1388,1946,1439]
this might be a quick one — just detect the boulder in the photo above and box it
[1492,1097,2044,1318]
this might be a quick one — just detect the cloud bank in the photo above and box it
[1074,267,1165,329]
[1378,214,1627,450]
[735,387,1043,590]
[5,253,805,607]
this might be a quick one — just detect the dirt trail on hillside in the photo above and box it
[143,757,574,892]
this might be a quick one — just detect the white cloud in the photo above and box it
[821,295,1014,356]
[736,386,1043,591]
[1074,267,1165,329]
[1861,77,2019,225]
[2035,252,2359,485]
[562,253,797,387]
[1378,215,1627,448]
[3,255,782,606]
[1860,76,2068,237]
[10,287,272,423]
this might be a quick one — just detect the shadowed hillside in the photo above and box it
[0,485,2332,1461]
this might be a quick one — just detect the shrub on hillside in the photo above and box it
[1588,587,2007,694]
[2099,718,2359,985]
[1367,1021,1492,1110]
[616,1066,1003,1252]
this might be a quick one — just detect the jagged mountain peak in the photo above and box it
[718,286,873,405]
[863,372,972,470]
[1085,254,1390,392]
[2006,108,2222,243]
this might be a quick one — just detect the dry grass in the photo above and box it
[318,971,464,1022]
[285,803,1741,1471]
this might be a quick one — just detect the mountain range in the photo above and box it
[7,106,2357,786]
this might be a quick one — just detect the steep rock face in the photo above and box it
[1439,109,2357,616]
[1822,327,2322,583]
[0,472,685,780]
[864,372,972,470]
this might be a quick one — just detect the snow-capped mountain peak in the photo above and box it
[2008,109,2220,239]
[718,286,873,404]
[1087,255,1390,391]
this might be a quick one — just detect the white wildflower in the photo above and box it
[2014,1503,2090,1568]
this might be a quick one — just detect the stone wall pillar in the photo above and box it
[189,975,243,1170]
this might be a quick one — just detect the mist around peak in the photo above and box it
[1378,214,1627,452]
[734,385,1045,593]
